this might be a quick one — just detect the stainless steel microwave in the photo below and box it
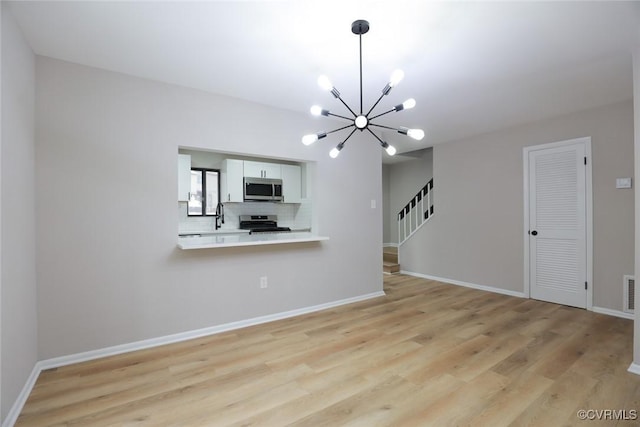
[243,177,283,202]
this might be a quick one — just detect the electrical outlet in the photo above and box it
[260,276,268,289]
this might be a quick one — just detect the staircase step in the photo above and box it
[383,261,400,274]
[383,246,398,264]
[383,252,398,264]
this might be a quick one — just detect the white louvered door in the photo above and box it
[528,142,587,308]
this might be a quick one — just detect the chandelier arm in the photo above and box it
[365,92,386,117]
[342,127,358,144]
[326,123,356,136]
[366,128,385,144]
[368,123,400,131]
[336,96,358,117]
[368,108,396,121]
[327,112,354,121]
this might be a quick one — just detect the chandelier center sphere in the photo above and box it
[355,115,368,129]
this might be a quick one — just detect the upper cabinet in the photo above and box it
[244,161,281,179]
[200,157,302,204]
[220,159,244,202]
[178,154,191,202]
[281,164,302,203]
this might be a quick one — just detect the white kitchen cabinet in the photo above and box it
[220,159,244,202]
[178,154,191,202]
[281,164,302,203]
[244,161,281,179]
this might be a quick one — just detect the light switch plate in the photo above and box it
[371,199,376,209]
[616,178,632,189]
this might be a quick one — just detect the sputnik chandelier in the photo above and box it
[302,19,424,158]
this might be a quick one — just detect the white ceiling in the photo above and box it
[7,1,640,161]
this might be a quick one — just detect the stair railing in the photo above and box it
[397,178,434,245]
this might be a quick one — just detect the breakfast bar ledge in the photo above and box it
[177,232,329,249]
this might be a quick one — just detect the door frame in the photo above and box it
[523,137,593,310]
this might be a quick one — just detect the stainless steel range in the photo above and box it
[239,215,291,234]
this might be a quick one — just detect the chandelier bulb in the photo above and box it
[408,128,425,140]
[329,142,345,158]
[394,98,417,112]
[398,127,425,141]
[389,69,405,88]
[310,106,330,116]
[302,134,318,145]
[302,132,327,146]
[402,98,416,110]
[380,141,396,156]
[317,75,333,92]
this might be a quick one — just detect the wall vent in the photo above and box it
[624,275,635,314]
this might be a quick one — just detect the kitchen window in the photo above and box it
[188,168,220,216]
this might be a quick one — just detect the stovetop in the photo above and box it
[248,227,292,234]
[239,215,291,234]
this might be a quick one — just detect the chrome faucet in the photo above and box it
[215,202,225,230]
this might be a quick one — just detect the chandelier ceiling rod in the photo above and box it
[302,19,425,158]
[356,20,366,115]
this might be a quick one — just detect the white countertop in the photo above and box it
[178,229,251,237]
[177,231,328,249]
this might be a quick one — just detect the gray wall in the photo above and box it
[383,149,434,244]
[633,47,640,367]
[382,165,391,243]
[401,100,634,312]
[1,4,38,422]
[35,57,383,360]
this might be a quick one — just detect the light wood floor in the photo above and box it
[16,274,640,426]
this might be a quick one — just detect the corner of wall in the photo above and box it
[1,3,39,423]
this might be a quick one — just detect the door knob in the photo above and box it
[531,230,538,236]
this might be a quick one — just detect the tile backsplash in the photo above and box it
[178,200,312,234]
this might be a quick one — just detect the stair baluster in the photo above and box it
[397,178,434,245]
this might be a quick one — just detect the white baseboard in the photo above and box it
[383,243,398,248]
[401,270,633,320]
[2,363,41,427]
[3,290,385,427]
[41,290,386,369]
[592,306,634,320]
[628,363,640,376]
[400,270,527,299]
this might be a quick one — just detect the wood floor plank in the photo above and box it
[289,374,417,427]
[357,373,466,426]
[393,370,510,426]
[491,330,564,378]
[508,369,598,427]
[15,274,640,426]
[465,371,554,426]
